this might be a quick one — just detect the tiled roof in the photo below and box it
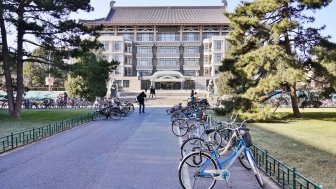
[80,6,228,26]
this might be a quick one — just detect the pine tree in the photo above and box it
[221,0,333,118]
[0,0,101,118]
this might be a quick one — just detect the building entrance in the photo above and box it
[155,82,181,90]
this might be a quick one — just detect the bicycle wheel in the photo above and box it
[171,111,182,122]
[180,137,206,159]
[246,149,264,187]
[128,104,134,114]
[172,119,189,137]
[166,108,172,114]
[110,109,121,120]
[238,152,252,170]
[120,107,128,117]
[92,111,101,121]
[200,131,222,149]
[178,151,217,189]
[92,109,107,121]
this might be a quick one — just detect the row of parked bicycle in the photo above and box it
[92,99,134,121]
[167,103,264,188]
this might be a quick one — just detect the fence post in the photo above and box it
[33,128,35,141]
[11,132,14,149]
[265,150,268,175]
[293,167,296,189]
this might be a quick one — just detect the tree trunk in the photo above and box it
[0,1,16,117]
[283,3,301,118]
[11,3,26,118]
[289,83,301,118]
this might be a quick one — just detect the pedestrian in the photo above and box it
[152,87,156,97]
[150,86,154,98]
[190,89,195,99]
[137,91,147,113]
[145,88,147,93]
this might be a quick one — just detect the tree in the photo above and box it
[0,0,101,118]
[65,52,119,102]
[221,0,333,118]
[216,72,234,96]
[23,47,67,88]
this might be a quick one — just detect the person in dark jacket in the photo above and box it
[137,91,147,113]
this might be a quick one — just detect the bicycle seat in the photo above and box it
[204,128,216,135]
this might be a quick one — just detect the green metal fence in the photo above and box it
[219,123,322,189]
[0,113,93,153]
[251,146,322,189]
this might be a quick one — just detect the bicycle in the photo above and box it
[178,123,263,189]
[179,119,251,171]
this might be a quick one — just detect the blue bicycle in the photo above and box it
[178,124,264,188]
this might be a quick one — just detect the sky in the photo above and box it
[71,0,336,42]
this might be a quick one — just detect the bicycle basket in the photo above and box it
[242,132,253,147]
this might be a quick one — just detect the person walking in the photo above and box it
[152,87,156,97]
[149,86,154,98]
[137,91,147,113]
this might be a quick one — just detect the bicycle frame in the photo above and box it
[198,137,249,181]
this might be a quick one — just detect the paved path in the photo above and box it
[0,106,279,189]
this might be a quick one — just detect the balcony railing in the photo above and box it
[156,65,180,70]
[136,65,153,70]
[183,65,200,70]
[136,53,153,58]
[183,53,200,58]
[156,53,180,58]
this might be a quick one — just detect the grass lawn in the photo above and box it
[211,108,336,189]
[0,109,94,138]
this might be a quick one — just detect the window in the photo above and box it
[214,41,222,50]
[113,55,122,62]
[204,56,210,64]
[124,67,133,76]
[137,33,154,41]
[214,53,222,62]
[184,80,195,90]
[184,58,199,65]
[215,67,220,74]
[157,46,179,54]
[204,68,212,76]
[123,80,130,87]
[183,33,199,41]
[139,70,152,76]
[157,58,179,66]
[157,33,179,41]
[184,46,198,54]
[202,32,219,40]
[137,58,152,66]
[137,46,152,54]
[122,33,134,41]
[184,70,197,76]
[102,42,109,51]
[125,56,132,65]
[113,42,122,52]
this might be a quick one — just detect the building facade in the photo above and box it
[81,1,229,92]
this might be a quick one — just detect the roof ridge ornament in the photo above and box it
[110,1,116,8]
[222,0,228,10]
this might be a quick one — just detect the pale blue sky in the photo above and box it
[72,0,336,42]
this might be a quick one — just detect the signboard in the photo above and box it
[45,77,54,86]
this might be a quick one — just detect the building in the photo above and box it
[80,1,229,93]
